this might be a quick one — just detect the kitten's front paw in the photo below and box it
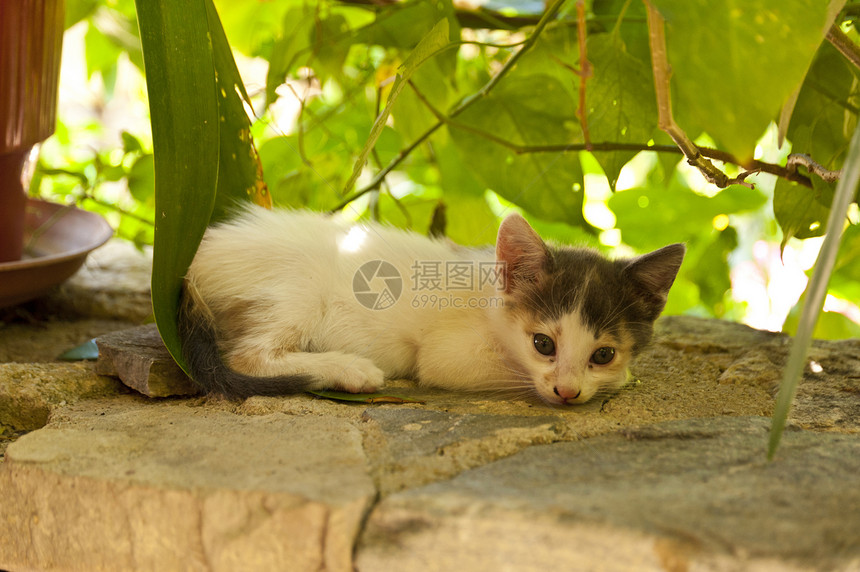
[332,357,385,393]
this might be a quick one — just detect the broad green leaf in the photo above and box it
[451,74,589,227]
[343,18,450,194]
[769,115,860,460]
[587,32,657,190]
[773,179,829,250]
[653,0,843,161]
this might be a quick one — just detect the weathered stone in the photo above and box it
[0,362,123,433]
[0,397,376,572]
[96,324,198,397]
[357,416,860,572]
[360,408,566,494]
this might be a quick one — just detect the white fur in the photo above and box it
[186,207,631,404]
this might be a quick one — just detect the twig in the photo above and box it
[644,0,756,189]
[826,24,860,71]
[331,0,567,212]
[786,153,843,182]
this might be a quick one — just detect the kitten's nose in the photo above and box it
[553,386,581,402]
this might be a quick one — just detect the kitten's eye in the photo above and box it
[533,333,556,356]
[590,347,615,365]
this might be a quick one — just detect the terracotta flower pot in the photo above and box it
[0,0,65,263]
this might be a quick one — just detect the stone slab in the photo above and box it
[357,417,860,572]
[0,398,376,572]
[361,408,566,494]
[95,324,198,397]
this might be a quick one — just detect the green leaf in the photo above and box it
[769,115,860,460]
[587,30,657,190]
[127,154,155,204]
[653,0,842,161]
[451,74,589,227]
[773,179,829,250]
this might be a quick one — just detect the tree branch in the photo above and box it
[786,153,843,183]
[410,77,814,189]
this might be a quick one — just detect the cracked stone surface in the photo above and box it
[357,417,860,572]
[2,242,860,571]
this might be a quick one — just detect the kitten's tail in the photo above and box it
[177,283,315,398]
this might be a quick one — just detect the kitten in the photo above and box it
[179,207,684,405]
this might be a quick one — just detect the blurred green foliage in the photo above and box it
[34,0,860,338]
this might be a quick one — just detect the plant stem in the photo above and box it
[767,121,860,460]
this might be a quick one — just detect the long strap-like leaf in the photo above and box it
[137,0,220,373]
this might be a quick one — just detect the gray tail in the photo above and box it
[177,286,314,398]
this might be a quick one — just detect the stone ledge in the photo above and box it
[358,416,860,572]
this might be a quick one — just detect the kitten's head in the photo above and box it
[493,213,684,405]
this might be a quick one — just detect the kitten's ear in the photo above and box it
[623,243,685,316]
[496,213,549,294]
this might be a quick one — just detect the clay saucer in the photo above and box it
[0,199,113,308]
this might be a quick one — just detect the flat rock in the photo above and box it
[0,397,376,572]
[95,324,198,397]
[360,408,566,494]
[357,416,860,572]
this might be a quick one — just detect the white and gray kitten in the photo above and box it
[179,207,684,405]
